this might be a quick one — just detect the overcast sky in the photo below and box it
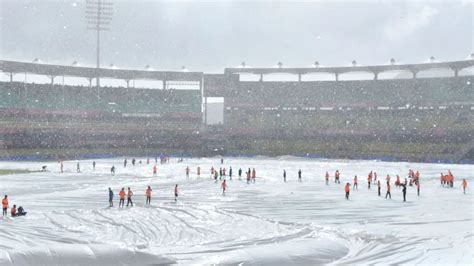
[1,0,472,73]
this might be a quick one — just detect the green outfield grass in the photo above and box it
[0,169,37,175]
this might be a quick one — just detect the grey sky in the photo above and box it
[1,0,472,73]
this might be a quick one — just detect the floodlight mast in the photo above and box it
[86,0,113,99]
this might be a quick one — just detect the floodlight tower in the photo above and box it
[86,0,113,98]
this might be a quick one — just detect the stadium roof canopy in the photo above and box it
[0,60,203,81]
[1,59,473,80]
[224,59,474,76]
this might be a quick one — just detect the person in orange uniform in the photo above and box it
[444,175,450,188]
[385,182,391,199]
[153,165,157,177]
[345,183,351,200]
[2,195,9,217]
[386,175,391,184]
[119,188,126,208]
[448,170,454,187]
[414,171,420,183]
[10,204,17,217]
[145,186,152,205]
[367,172,372,189]
[462,179,467,194]
[221,180,227,196]
[335,170,340,184]
[127,187,134,207]
[395,175,400,187]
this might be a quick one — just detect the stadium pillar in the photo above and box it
[50,76,55,85]
[126,79,130,88]
[453,69,459,77]
[163,80,167,90]
[259,74,263,82]
[88,78,93,88]
[9,73,13,82]
[412,71,418,79]
[373,72,378,80]
[199,78,204,118]
[298,74,302,82]
[335,73,339,81]
[204,96,208,125]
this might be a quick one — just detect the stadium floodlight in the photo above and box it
[390,58,396,65]
[86,0,113,94]
[109,63,117,69]
[277,62,283,68]
[32,57,41,63]
[144,65,153,71]
[181,66,189,72]
[429,56,436,63]
[352,60,357,66]
[71,61,79,66]
[313,61,320,68]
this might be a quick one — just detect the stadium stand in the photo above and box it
[1,59,473,162]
